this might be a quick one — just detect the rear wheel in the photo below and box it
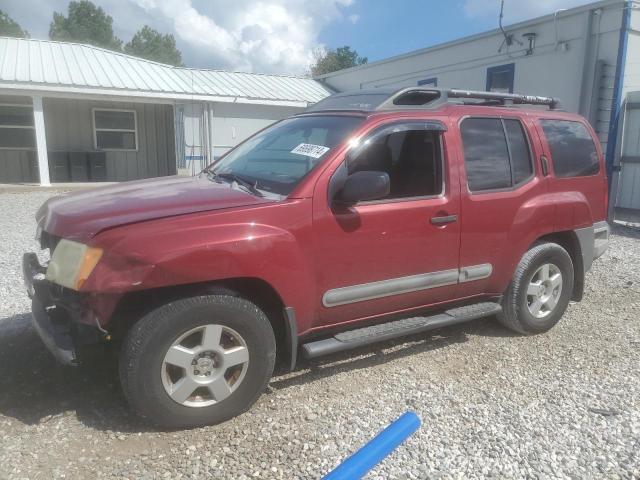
[119,295,276,428]
[498,243,574,335]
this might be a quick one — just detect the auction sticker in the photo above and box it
[291,143,330,158]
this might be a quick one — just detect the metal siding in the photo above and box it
[209,103,299,154]
[144,103,158,177]
[0,150,38,183]
[616,100,640,209]
[28,41,44,84]
[319,0,625,117]
[0,38,330,104]
[14,40,29,82]
[64,45,89,86]
[166,105,177,175]
[595,63,617,152]
[34,97,175,182]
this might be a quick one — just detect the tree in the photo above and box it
[0,10,29,38]
[125,26,183,66]
[49,0,122,51]
[310,46,367,77]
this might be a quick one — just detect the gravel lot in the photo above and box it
[0,189,639,480]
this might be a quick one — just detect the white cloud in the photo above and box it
[133,0,355,73]
[348,14,360,24]
[4,0,355,74]
[462,0,594,23]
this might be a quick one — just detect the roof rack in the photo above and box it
[375,87,561,110]
[305,87,562,113]
[446,88,561,109]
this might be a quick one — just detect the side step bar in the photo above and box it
[302,302,502,359]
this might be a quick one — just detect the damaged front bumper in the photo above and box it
[22,253,103,366]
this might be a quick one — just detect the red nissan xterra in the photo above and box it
[23,88,610,428]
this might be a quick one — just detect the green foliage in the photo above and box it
[0,10,29,38]
[125,26,183,66]
[310,46,367,76]
[49,0,122,51]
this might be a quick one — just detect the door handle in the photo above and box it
[430,214,458,225]
[541,155,550,176]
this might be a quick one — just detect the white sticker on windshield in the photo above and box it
[290,143,330,158]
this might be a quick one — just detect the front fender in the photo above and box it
[82,201,316,329]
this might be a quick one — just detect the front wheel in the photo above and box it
[498,242,574,335]
[119,295,276,428]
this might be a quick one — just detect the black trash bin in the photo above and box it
[48,152,70,182]
[69,152,89,182]
[89,152,107,181]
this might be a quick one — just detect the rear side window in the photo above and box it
[540,120,599,177]
[460,117,533,192]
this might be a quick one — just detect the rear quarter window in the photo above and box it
[540,119,599,177]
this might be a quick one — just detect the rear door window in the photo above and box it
[540,120,599,177]
[460,117,533,192]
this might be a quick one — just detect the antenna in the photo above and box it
[498,0,523,52]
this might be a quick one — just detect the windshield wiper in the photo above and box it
[207,171,264,197]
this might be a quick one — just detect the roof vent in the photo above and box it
[393,90,441,106]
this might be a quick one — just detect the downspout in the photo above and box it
[605,0,631,185]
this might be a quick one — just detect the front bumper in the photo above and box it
[23,253,102,366]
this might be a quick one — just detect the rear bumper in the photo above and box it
[574,221,610,274]
[22,252,101,366]
[593,221,610,261]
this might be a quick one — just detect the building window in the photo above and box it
[486,63,515,93]
[0,104,35,149]
[460,117,533,192]
[417,77,438,87]
[93,109,137,150]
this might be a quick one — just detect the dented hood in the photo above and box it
[37,175,272,242]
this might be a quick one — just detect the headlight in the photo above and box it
[46,239,103,290]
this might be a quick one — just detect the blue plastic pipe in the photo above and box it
[322,411,421,480]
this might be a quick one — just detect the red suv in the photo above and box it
[23,88,610,428]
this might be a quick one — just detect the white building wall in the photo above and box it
[622,5,640,96]
[319,0,628,151]
[209,103,300,158]
[175,101,301,175]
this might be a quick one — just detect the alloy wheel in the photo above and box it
[526,263,563,319]
[161,324,250,408]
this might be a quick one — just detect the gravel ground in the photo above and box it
[0,190,639,480]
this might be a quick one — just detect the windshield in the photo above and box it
[210,115,363,196]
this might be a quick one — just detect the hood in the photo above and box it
[38,175,273,242]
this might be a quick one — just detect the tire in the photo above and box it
[119,295,276,428]
[498,242,574,335]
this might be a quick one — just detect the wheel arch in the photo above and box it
[531,230,585,301]
[109,277,293,369]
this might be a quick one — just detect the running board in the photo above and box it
[302,302,502,359]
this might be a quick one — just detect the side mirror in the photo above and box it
[337,171,390,204]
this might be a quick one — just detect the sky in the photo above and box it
[3,0,595,74]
